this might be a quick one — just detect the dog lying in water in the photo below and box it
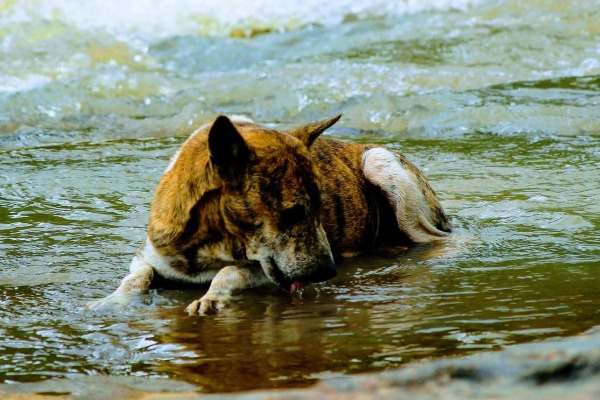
[88,114,451,315]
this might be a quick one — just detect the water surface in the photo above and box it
[1,0,599,394]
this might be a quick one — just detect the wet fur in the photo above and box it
[88,114,451,315]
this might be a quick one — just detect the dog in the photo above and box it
[88,114,451,315]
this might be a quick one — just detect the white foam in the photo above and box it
[1,0,480,38]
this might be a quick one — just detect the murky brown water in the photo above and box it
[1,0,599,394]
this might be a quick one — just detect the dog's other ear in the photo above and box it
[286,114,342,148]
[208,115,250,178]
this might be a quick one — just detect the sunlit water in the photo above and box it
[1,0,599,394]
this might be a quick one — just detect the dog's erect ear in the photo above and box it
[286,114,342,148]
[208,115,250,178]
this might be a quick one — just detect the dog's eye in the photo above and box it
[279,204,308,228]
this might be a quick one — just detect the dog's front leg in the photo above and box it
[86,259,154,311]
[185,265,268,316]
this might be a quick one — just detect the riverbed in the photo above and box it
[1,0,599,396]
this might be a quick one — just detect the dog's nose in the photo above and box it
[308,256,337,283]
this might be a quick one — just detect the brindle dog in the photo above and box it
[88,114,451,315]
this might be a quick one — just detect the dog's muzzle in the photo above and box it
[267,255,337,292]
[307,255,337,283]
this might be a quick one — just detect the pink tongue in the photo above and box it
[290,281,308,292]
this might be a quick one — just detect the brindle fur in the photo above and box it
[88,114,451,315]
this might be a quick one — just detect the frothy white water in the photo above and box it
[1,0,480,38]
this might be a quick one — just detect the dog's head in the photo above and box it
[208,114,341,291]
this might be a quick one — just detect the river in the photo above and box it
[1,0,599,395]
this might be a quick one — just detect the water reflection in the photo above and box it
[110,242,486,391]
[148,299,339,391]
[90,246,440,391]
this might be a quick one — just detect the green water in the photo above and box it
[1,0,599,394]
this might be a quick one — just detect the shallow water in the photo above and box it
[1,0,599,394]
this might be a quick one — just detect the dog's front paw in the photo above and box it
[86,293,135,312]
[185,294,230,316]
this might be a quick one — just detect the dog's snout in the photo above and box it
[308,256,337,283]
